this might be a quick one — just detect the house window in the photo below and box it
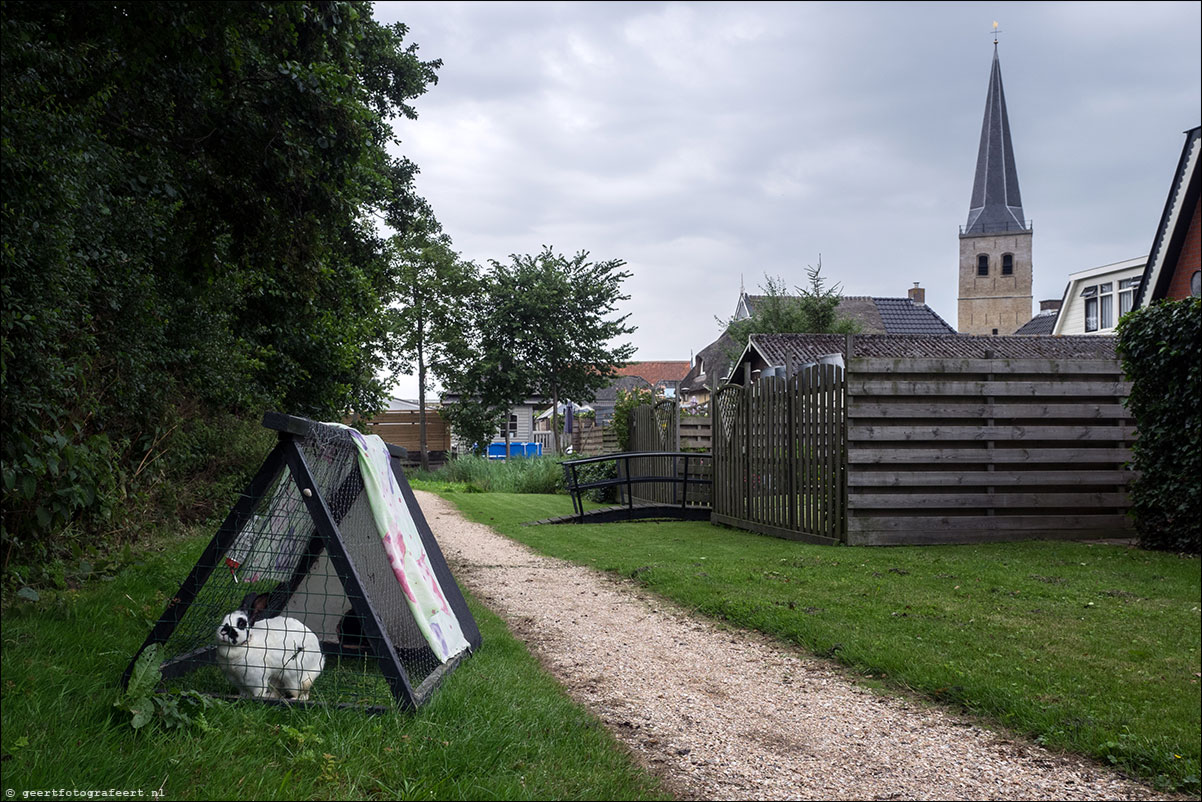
[1118,278,1138,317]
[1082,282,1115,332]
[508,414,518,433]
[1002,254,1014,275]
[977,254,989,276]
[1192,271,1200,297]
[1082,285,1098,332]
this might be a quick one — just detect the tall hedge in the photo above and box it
[1,2,438,574]
[1115,297,1201,553]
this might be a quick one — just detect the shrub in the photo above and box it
[570,460,619,504]
[1115,297,1201,553]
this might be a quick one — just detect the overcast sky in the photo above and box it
[372,1,1201,400]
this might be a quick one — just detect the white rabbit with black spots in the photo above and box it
[216,593,324,701]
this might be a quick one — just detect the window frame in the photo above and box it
[1001,253,1014,276]
[977,254,989,277]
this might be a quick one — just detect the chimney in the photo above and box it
[908,282,925,306]
[1039,298,1062,312]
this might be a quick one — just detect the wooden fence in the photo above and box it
[628,400,679,504]
[711,363,845,544]
[680,416,712,450]
[361,409,451,465]
[845,357,1134,545]
[708,354,1135,546]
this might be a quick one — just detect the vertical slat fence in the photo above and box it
[711,365,845,544]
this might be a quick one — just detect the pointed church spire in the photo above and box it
[964,43,1027,234]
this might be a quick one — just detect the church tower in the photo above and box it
[958,42,1033,335]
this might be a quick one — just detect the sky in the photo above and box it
[372,1,1201,400]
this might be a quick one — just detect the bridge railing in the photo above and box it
[561,451,713,523]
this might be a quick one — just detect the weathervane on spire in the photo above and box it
[992,21,1000,45]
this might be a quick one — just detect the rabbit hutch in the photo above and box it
[121,413,481,711]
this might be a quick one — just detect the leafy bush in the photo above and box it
[569,460,619,504]
[1115,297,1201,553]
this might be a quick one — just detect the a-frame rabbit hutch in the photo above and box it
[121,412,481,711]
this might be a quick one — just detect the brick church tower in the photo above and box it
[958,43,1033,335]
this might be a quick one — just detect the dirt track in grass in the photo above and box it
[415,490,1170,801]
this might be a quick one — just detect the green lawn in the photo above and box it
[431,487,1202,794]
[0,525,668,801]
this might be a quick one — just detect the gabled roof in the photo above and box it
[680,332,739,393]
[613,361,690,386]
[963,44,1027,235]
[740,293,955,335]
[1013,309,1058,335]
[1134,125,1201,308]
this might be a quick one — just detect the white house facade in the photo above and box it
[1051,256,1146,336]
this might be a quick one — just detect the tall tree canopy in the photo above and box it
[388,223,480,469]
[1,1,439,564]
[442,247,636,455]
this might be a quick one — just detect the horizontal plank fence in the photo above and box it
[680,416,712,450]
[845,356,1135,545]
[712,363,845,544]
[360,409,451,465]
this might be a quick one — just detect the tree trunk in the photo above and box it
[418,367,429,472]
[551,385,561,456]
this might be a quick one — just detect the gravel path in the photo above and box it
[416,490,1168,801]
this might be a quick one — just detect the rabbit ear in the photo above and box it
[247,593,271,624]
[239,592,259,615]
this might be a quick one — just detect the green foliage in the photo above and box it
[114,643,219,732]
[444,247,637,456]
[2,1,438,570]
[419,455,565,495]
[388,222,481,469]
[721,259,862,358]
[1115,297,1201,553]
[570,459,620,503]
[611,386,655,452]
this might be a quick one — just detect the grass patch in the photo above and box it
[0,524,668,801]
[438,491,1202,794]
[408,455,566,495]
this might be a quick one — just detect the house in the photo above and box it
[591,361,691,425]
[679,331,739,410]
[1134,125,1201,308]
[1013,299,1062,335]
[685,283,956,402]
[729,332,1121,385]
[437,393,549,453]
[1050,257,1147,336]
[736,284,956,336]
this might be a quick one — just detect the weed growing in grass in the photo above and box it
[113,643,219,731]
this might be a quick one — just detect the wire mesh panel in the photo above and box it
[127,414,479,711]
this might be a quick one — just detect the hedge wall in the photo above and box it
[1115,297,1201,553]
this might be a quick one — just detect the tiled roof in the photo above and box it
[743,294,955,336]
[614,361,691,386]
[1014,309,1059,336]
[749,333,1118,366]
[868,297,957,335]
